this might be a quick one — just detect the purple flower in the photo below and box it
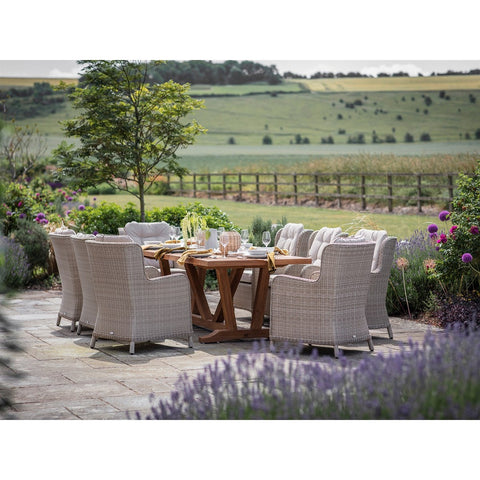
[35,192,40,198]
[93,197,97,201]
[438,210,450,221]
[6,211,12,216]
[78,204,85,211]
[66,210,71,215]
[19,213,26,219]
[72,191,77,195]
[41,218,49,225]
[437,233,448,244]
[449,225,458,234]
[470,225,479,235]
[93,231,98,236]
[429,232,438,240]
[67,196,73,201]
[36,212,45,219]
[17,201,23,207]
[462,253,473,263]
[427,224,438,234]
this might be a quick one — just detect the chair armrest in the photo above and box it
[300,265,320,280]
[283,264,305,277]
[144,266,162,279]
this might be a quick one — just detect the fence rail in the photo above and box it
[165,172,458,213]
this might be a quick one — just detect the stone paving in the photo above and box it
[0,289,442,420]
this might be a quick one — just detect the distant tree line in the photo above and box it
[78,60,283,86]
[291,69,480,80]
[0,82,67,120]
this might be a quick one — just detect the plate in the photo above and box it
[190,253,212,258]
[245,252,267,258]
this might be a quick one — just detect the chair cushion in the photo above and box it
[276,223,304,254]
[355,229,388,271]
[308,227,342,261]
[124,221,171,245]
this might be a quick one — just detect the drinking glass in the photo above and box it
[169,226,176,241]
[262,230,271,248]
[174,226,181,242]
[219,232,229,257]
[240,229,249,250]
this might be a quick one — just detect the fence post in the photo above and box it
[238,173,242,200]
[361,175,366,210]
[274,173,278,204]
[256,174,260,203]
[314,173,319,206]
[222,174,227,199]
[448,174,454,209]
[179,176,184,196]
[336,174,342,208]
[207,174,211,199]
[387,174,393,212]
[193,173,197,198]
[293,173,298,205]
[417,174,422,213]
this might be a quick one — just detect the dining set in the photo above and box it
[49,220,396,358]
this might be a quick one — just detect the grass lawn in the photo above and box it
[88,194,438,240]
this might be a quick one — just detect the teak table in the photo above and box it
[143,250,311,343]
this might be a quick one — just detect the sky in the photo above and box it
[2,59,480,79]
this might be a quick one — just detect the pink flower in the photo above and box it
[437,233,448,244]
[18,201,23,207]
[449,225,458,234]
[470,225,479,235]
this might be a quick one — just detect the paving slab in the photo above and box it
[0,289,442,420]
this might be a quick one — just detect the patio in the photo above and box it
[1,288,442,420]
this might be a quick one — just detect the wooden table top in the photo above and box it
[143,249,311,268]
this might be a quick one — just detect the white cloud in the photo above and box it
[48,67,81,78]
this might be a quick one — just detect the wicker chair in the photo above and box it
[85,240,193,354]
[354,229,397,339]
[270,242,376,358]
[71,234,134,335]
[233,224,313,315]
[49,231,82,332]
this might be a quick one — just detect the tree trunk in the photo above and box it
[139,181,145,222]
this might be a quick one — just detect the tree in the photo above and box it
[54,61,206,221]
[0,121,47,181]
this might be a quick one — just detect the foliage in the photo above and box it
[249,215,287,246]
[435,292,480,327]
[10,219,50,271]
[434,161,480,293]
[0,237,31,288]
[54,60,207,221]
[134,325,480,419]
[386,230,441,316]
[65,201,237,235]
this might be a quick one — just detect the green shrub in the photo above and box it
[86,183,117,195]
[249,215,287,246]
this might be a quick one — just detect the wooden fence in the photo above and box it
[165,172,458,213]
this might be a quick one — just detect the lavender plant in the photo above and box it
[0,237,31,288]
[132,327,480,420]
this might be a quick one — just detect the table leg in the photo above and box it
[251,266,270,330]
[213,267,244,323]
[159,258,171,276]
[184,263,213,322]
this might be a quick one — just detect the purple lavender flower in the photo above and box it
[462,253,473,263]
[78,205,85,211]
[470,225,479,235]
[438,210,450,221]
[427,224,438,233]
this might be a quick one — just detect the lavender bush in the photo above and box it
[0,237,31,288]
[133,327,480,420]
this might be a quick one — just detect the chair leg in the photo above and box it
[77,323,82,335]
[188,335,193,348]
[333,345,340,358]
[90,336,96,349]
[367,338,374,352]
[70,320,76,332]
[387,325,393,339]
[129,342,135,355]
[56,313,61,326]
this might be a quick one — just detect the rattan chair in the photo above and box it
[270,242,375,358]
[354,229,397,339]
[49,231,82,332]
[234,224,313,315]
[85,240,193,354]
[71,234,134,335]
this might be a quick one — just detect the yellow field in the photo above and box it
[0,77,78,87]
[295,75,480,92]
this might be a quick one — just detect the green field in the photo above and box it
[88,193,438,240]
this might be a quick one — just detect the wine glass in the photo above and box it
[169,226,176,241]
[262,230,271,248]
[240,229,249,250]
[174,226,181,243]
[219,231,229,257]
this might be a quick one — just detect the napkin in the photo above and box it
[141,243,163,250]
[267,247,289,273]
[153,246,187,260]
[177,249,213,266]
